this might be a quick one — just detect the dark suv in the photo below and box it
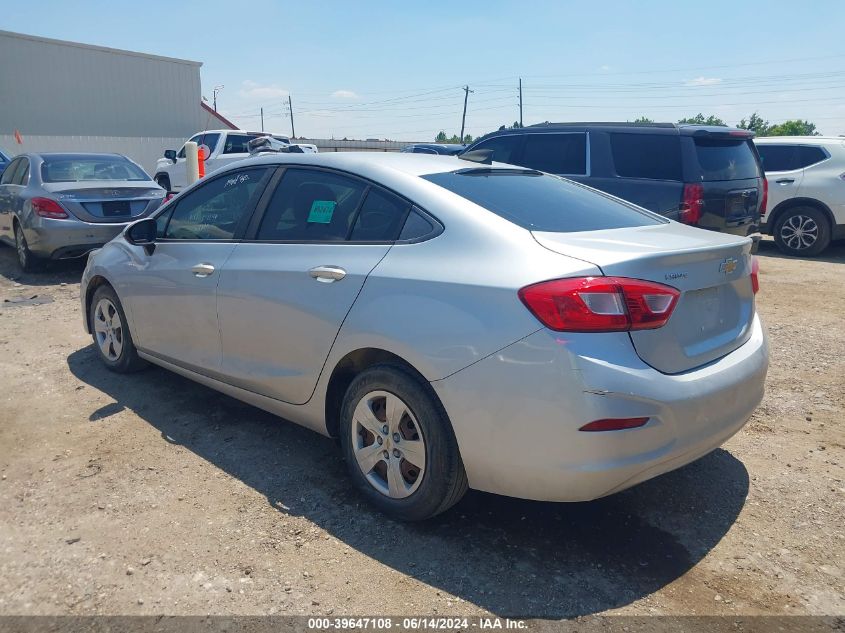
[463,122,765,240]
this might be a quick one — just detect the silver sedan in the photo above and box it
[80,152,769,521]
[0,152,165,271]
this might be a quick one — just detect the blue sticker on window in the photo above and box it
[308,200,336,224]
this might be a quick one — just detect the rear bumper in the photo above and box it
[431,314,769,502]
[22,217,128,259]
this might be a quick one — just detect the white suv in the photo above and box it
[154,130,317,192]
[755,137,845,256]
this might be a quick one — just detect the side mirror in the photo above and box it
[125,218,157,247]
[164,149,177,162]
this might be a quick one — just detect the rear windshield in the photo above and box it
[41,157,150,182]
[423,169,664,233]
[693,139,760,181]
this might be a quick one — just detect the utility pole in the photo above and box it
[460,85,473,143]
[213,85,224,112]
[519,78,523,127]
[288,95,296,138]
[260,107,264,132]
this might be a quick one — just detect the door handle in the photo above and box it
[191,263,215,278]
[775,178,795,184]
[309,265,346,283]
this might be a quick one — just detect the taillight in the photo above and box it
[164,193,175,202]
[680,183,704,225]
[518,277,681,332]
[579,417,650,432]
[760,178,768,216]
[31,197,69,219]
[751,256,759,294]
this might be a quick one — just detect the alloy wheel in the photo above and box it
[351,390,426,499]
[780,214,819,251]
[93,298,124,361]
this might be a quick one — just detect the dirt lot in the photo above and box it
[0,238,842,620]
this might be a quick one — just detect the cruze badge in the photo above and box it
[719,258,738,274]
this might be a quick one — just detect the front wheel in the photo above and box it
[773,206,831,257]
[89,285,147,373]
[339,364,468,521]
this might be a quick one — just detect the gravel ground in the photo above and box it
[0,238,842,620]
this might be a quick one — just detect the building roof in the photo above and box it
[200,103,239,130]
[0,29,202,67]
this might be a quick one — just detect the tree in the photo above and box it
[464,134,473,143]
[765,119,819,137]
[678,113,726,126]
[737,112,770,136]
[435,131,447,142]
[632,116,654,123]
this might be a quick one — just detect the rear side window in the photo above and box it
[257,169,367,241]
[471,135,522,164]
[794,146,828,169]
[223,134,260,154]
[693,139,760,181]
[423,169,663,233]
[757,145,796,172]
[348,187,410,241]
[521,133,586,175]
[398,210,436,241]
[610,133,682,181]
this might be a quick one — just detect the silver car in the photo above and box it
[0,152,165,271]
[80,152,769,521]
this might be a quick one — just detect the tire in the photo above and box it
[155,174,171,193]
[339,364,468,521]
[89,285,147,373]
[773,206,831,257]
[14,222,41,273]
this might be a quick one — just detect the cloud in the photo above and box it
[599,65,612,72]
[331,89,360,100]
[685,77,722,87]
[238,80,289,102]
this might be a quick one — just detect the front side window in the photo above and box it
[163,167,269,240]
[178,133,220,158]
[610,133,682,181]
[521,133,587,175]
[257,169,367,241]
[471,135,522,165]
[423,169,663,233]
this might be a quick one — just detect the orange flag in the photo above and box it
[14,130,23,144]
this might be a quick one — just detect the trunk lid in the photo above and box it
[533,223,756,374]
[43,183,165,223]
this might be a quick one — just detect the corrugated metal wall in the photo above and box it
[0,30,207,174]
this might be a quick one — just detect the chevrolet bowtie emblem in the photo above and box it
[719,258,738,274]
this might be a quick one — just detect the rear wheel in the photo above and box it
[14,223,41,272]
[155,174,171,193]
[774,206,831,257]
[89,285,147,373]
[339,364,467,521]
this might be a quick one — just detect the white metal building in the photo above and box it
[0,30,235,174]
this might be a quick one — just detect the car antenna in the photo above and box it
[457,149,494,165]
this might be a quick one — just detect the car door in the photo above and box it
[121,165,273,373]
[756,144,804,210]
[0,158,23,241]
[217,167,410,404]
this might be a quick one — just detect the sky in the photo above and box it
[3,0,845,141]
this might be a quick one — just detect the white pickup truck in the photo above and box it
[154,130,317,192]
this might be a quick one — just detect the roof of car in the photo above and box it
[194,129,288,136]
[754,136,845,144]
[469,122,753,145]
[227,151,512,178]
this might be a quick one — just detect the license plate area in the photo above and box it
[102,201,131,217]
